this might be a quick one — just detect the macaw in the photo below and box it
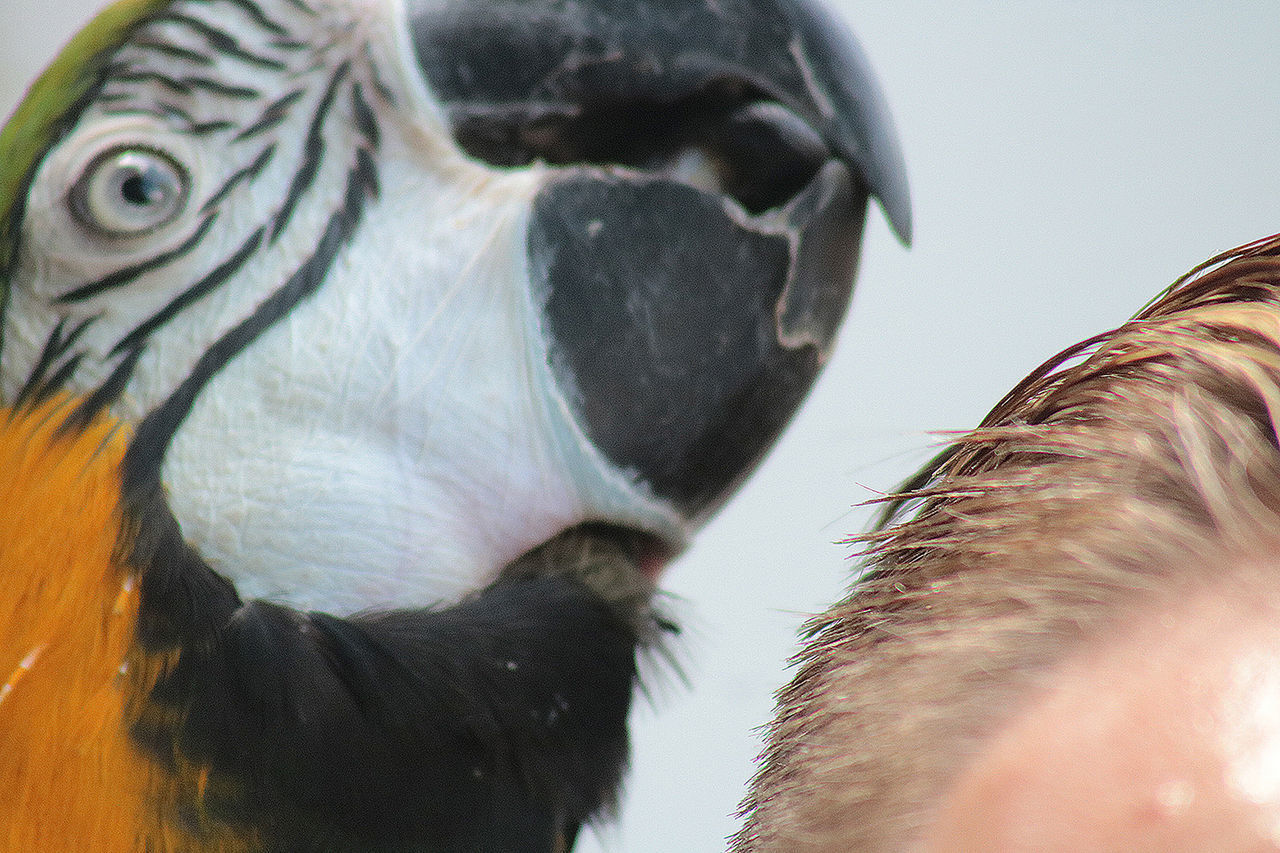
[0,0,909,849]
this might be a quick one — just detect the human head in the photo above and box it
[736,235,1280,851]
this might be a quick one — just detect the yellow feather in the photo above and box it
[0,398,248,852]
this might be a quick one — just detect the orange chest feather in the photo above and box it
[0,400,244,852]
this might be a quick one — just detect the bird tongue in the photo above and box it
[495,523,672,634]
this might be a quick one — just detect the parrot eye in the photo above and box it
[69,146,190,237]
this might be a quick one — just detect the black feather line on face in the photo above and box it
[58,214,220,304]
[149,10,287,71]
[61,346,144,433]
[186,118,240,136]
[101,98,197,124]
[105,66,263,101]
[103,69,186,98]
[283,0,318,18]
[271,61,350,242]
[234,90,305,142]
[349,83,380,148]
[121,142,378,494]
[110,226,266,358]
[174,74,263,100]
[126,38,216,67]
[207,0,292,38]
[28,354,89,408]
[14,315,95,407]
[201,144,276,214]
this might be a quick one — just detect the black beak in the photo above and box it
[408,0,910,242]
[408,0,910,526]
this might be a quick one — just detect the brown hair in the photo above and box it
[734,234,1280,851]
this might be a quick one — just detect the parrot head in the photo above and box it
[0,0,909,848]
[0,0,908,617]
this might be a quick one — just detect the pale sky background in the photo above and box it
[5,2,1280,851]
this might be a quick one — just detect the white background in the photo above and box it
[6,2,1280,850]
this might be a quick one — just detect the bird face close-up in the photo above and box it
[1,0,907,616]
[0,0,906,849]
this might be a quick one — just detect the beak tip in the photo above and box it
[785,0,911,244]
[886,191,913,246]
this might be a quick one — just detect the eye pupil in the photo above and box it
[120,170,160,207]
[70,146,190,237]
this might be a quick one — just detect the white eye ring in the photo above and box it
[68,146,190,237]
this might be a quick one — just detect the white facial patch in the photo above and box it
[3,0,684,615]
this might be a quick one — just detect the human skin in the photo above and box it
[922,580,1280,852]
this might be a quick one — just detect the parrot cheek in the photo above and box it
[149,160,656,615]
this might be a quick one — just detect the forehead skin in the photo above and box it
[923,580,1280,852]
